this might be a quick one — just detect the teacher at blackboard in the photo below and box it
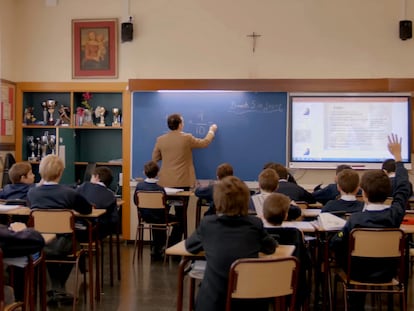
[152,113,218,189]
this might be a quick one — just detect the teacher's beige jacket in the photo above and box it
[152,131,215,187]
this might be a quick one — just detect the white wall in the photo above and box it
[0,0,17,81]
[1,0,414,185]
[0,0,413,81]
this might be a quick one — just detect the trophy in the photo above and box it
[41,101,48,124]
[46,100,57,125]
[48,134,56,155]
[26,136,37,161]
[36,137,41,159]
[95,106,106,127]
[40,132,49,159]
[112,108,121,127]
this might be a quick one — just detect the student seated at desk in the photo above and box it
[321,168,364,215]
[382,158,413,198]
[271,163,316,204]
[27,155,92,305]
[194,162,233,216]
[134,160,182,261]
[0,161,35,201]
[249,168,301,220]
[330,134,411,310]
[186,176,277,311]
[262,193,311,309]
[0,221,45,304]
[76,166,119,239]
[312,164,352,205]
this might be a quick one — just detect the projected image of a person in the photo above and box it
[152,113,218,189]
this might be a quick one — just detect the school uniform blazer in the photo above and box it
[330,162,411,282]
[185,214,277,311]
[276,181,316,204]
[76,182,119,225]
[152,130,215,188]
[0,183,34,200]
[27,184,92,215]
[312,183,339,205]
[321,199,364,214]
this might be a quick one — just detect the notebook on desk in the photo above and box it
[317,212,346,231]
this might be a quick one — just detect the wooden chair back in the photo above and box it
[225,256,299,310]
[135,191,166,210]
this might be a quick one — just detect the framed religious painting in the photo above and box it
[72,18,118,78]
[0,79,16,150]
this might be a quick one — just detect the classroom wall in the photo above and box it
[1,0,414,186]
[0,0,413,81]
[0,0,16,81]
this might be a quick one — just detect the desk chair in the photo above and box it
[29,209,87,311]
[0,249,24,311]
[195,198,210,228]
[133,191,179,264]
[225,256,300,311]
[333,228,406,311]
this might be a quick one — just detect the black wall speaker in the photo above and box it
[121,22,133,42]
[399,20,412,40]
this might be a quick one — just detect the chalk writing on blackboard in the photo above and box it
[229,100,284,115]
[187,112,214,136]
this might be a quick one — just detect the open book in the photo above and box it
[317,212,346,231]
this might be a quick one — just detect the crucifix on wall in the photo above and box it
[247,32,261,53]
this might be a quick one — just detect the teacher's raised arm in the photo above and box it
[152,113,218,188]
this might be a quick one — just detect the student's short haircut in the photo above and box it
[144,161,159,178]
[336,164,352,175]
[39,155,64,182]
[263,193,291,226]
[258,168,279,192]
[167,114,182,131]
[382,159,396,173]
[8,162,32,184]
[337,169,359,194]
[216,163,233,180]
[214,176,250,216]
[360,170,391,203]
[93,166,113,188]
[271,163,288,180]
[264,162,297,184]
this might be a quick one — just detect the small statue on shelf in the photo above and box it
[58,105,71,125]
[24,107,36,125]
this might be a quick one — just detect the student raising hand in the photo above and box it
[387,134,402,162]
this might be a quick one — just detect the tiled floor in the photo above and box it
[44,241,414,311]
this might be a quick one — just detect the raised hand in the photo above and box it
[387,134,402,162]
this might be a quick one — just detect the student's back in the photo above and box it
[186,176,276,311]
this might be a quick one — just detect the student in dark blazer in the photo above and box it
[76,166,119,239]
[321,168,364,215]
[186,176,277,311]
[330,134,411,310]
[134,160,182,261]
[382,158,413,198]
[152,113,217,188]
[272,163,316,203]
[194,162,233,215]
[249,168,301,220]
[0,161,35,201]
[27,155,92,304]
[312,164,352,204]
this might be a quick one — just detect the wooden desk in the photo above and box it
[166,191,193,238]
[0,207,106,310]
[166,241,295,311]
